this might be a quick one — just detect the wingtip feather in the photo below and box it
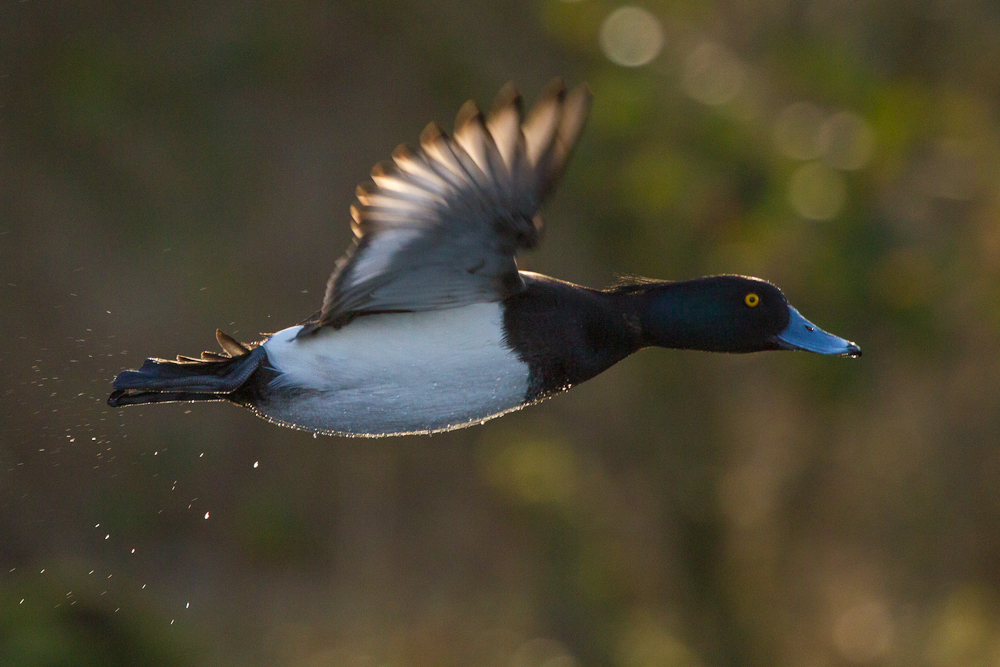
[454,100,483,131]
[391,143,415,160]
[539,78,568,101]
[370,160,395,179]
[489,82,523,117]
[419,121,447,146]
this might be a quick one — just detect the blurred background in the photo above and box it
[3,0,1000,665]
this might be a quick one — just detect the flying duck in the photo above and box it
[108,80,860,437]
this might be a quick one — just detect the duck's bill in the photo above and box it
[773,306,861,357]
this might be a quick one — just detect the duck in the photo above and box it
[108,80,860,437]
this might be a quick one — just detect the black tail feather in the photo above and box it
[108,389,231,407]
[109,334,267,408]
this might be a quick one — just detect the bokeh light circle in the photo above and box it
[599,6,664,67]
[788,162,847,220]
[682,41,747,106]
[774,102,826,160]
[820,111,876,170]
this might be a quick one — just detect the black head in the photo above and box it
[640,275,860,356]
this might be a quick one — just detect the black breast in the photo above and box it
[501,273,643,400]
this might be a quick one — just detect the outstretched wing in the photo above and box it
[298,79,592,335]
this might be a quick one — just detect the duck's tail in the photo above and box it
[108,330,267,407]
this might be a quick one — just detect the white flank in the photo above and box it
[259,302,530,436]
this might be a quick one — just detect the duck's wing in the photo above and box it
[297,79,592,335]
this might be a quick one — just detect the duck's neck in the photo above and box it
[625,279,743,352]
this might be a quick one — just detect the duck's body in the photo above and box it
[109,81,859,437]
[255,301,530,436]
[115,273,641,437]
[256,272,644,436]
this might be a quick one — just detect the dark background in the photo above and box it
[4,0,1000,665]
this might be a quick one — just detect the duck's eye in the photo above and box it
[745,293,760,307]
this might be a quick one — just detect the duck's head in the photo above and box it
[640,275,861,357]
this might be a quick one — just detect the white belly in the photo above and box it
[257,303,531,436]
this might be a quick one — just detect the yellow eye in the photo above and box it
[745,293,760,307]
